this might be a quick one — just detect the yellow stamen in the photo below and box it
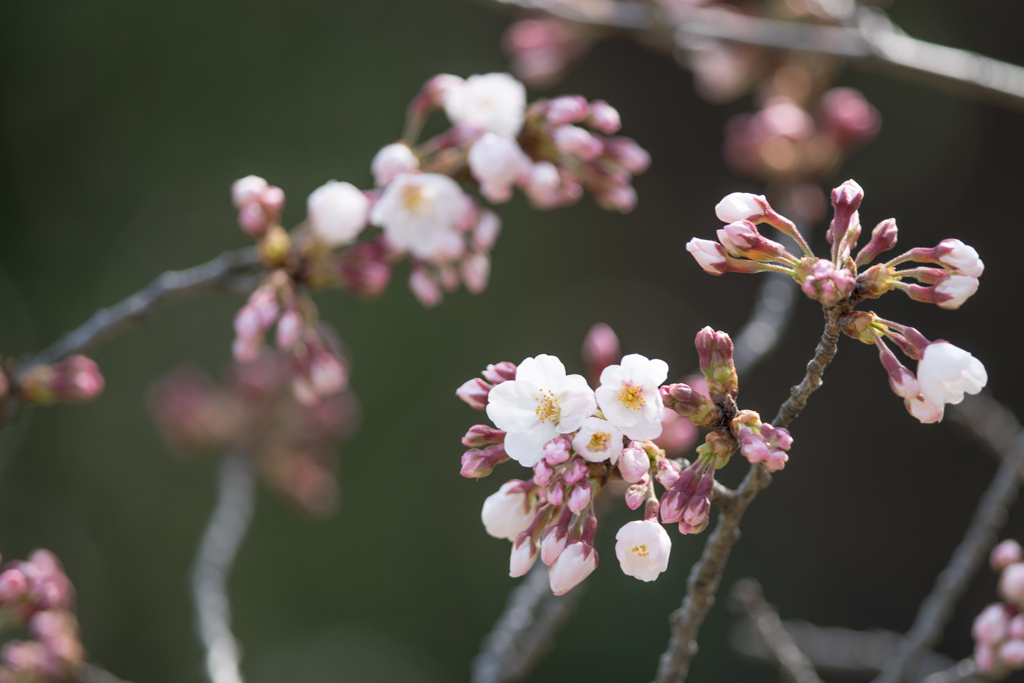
[618,384,645,410]
[631,544,649,558]
[401,184,430,215]
[535,390,561,423]
[588,431,611,451]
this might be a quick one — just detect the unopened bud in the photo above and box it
[660,384,719,427]
[582,323,620,385]
[462,424,506,448]
[993,540,1024,572]
[695,327,738,401]
[481,362,517,385]
[456,378,492,411]
[855,218,898,267]
[259,225,291,267]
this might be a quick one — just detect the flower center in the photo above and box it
[631,544,649,558]
[588,431,610,451]
[401,184,431,216]
[534,390,561,423]
[618,384,645,410]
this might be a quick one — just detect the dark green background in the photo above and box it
[2,0,1024,681]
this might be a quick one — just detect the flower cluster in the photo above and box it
[148,350,359,515]
[456,326,791,595]
[0,550,84,682]
[9,355,104,408]
[687,181,987,423]
[972,540,1024,676]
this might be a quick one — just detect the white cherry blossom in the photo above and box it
[548,542,598,595]
[715,192,767,223]
[443,72,527,137]
[370,173,466,259]
[486,354,596,467]
[596,354,668,441]
[370,143,419,187]
[481,481,535,541]
[307,180,369,247]
[615,520,671,582]
[468,133,529,203]
[917,342,987,409]
[571,417,625,464]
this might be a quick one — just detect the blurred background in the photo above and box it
[1,0,1024,681]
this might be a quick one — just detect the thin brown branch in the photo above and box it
[920,659,979,683]
[25,247,261,368]
[730,579,824,683]
[476,0,1024,112]
[873,395,1024,683]
[654,308,842,683]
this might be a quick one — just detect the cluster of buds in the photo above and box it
[229,71,647,310]
[148,350,359,515]
[724,90,880,186]
[972,540,1024,676]
[231,270,348,405]
[13,356,104,407]
[687,181,987,423]
[0,550,84,682]
[457,326,791,595]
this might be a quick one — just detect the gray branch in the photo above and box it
[730,579,824,683]
[26,247,260,368]
[191,452,257,683]
[873,394,1024,683]
[74,663,135,683]
[478,0,1024,112]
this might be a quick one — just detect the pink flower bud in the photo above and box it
[563,457,588,484]
[456,378,492,411]
[974,603,1011,644]
[999,563,1024,607]
[546,95,589,125]
[409,267,443,308]
[934,238,984,277]
[552,125,603,161]
[533,460,554,487]
[472,211,502,251]
[462,424,507,448]
[716,221,793,263]
[567,482,592,514]
[0,569,28,603]
[999,639,1024,668]
[482,362,517,385]
[831,179,864,212]
[686,238,730,275]
[855,218,898,267]
[259,185,285,215]
[237,202,270,237]
[682,495,711,528]
[510,534,539,577]
[605,138,651,174]
[596,184,638,214]
[546,480,566,506]
[695,327,737,401]
[541,524,569,565]
[993,540,1024,572]
[618,442,650,483]
[460,252,491,294]
[656,457,682,489]
[232,175,268,208]
[1009,615,1024,640]
[275,310,304,351]
[587,100,621,134]
[548,541,598,595]
[468,133,528,204]
[976,643,997,674]
[799,259,856,306]
[625,475,650,510]
[818,87,881,151]
[371,143,419,188]
[715,192,768,223]
[582,323,620,385]
[543,437,571,465]
[461,444,509,478]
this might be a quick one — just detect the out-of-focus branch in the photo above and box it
[191,452,257,683]
[655,308,841,683]
[469,268,798,683]
[873,394,1024,683]
[26,247,261,368]
[731,620,979,681]
[921,659,979,683]
[730,579,824,683]
[477,0,1024,112]
[74,664,135,683]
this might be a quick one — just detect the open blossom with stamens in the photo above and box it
[486,355,596,467]
[615,520,671,582]
[571,417,624,463]
[370,173,467,259]
[595,354,668,441]
[443,72,526,137]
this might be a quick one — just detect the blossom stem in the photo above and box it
[873,394,1024,683]
[654,308,842,682]
[191,452,257,683]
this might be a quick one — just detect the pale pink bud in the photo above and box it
[764,450,789,472]
[473,211,502,251]
[625,476,650,511]
[934,274,979,310]
[717,221,792,262]
[605,138,650,174]
[818,88,881,150]
[232,175,268,208]
[468,133,528,204]
[461,252,490,294]
[618,442,649,483]
[546,95,589,125]
[543,437,571,465]
[409,267,442,308]
[682,495,711,528]
[237,202,269,237]
[232,335,261,363]
[552,125,603,161]
[548,542,598,595]
[456,378,492,411]
[905,396,944,424]
[371,143,419,188]
[587,100,621,134]
[596,184,637,213]
[999,639,1024,668]
[715,192,768,223]
[461,444,509,478]
[1009,615,1024,640]
[259,185,285,215]
[275,310,304,351]
[935,239,984,277]
[462,425,506,448]
[524,161,561,205]
[686,238,730,275]
[582,323,620,385]
[563,457,588,484]
[0,569,27,603]
[307,180,369,247]
[533,460,554,487]
[567,482,592,514]
[800,259,856,306]
[855,218,898,267]
[481,480,534,541]
[976,643,997,674]
[999,563,1024,607]
[974,603,1011,644]
[993,540,1024,572]
[510,534,539,577]
[481,362,517,385]
[546,480,566,506]
[656,458,682,489]
[541,525,569,565]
